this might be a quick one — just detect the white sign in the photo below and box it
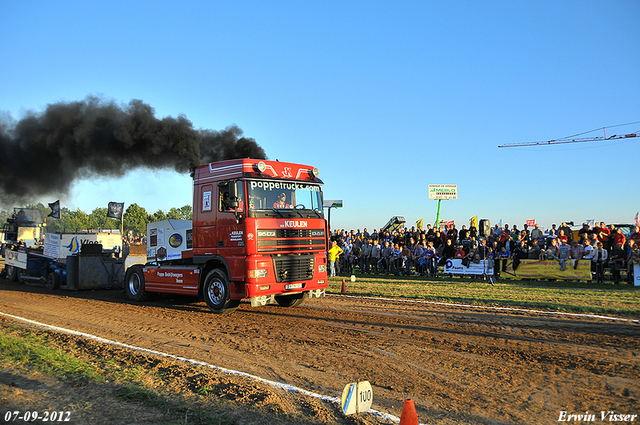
[5,249,27,269]
[428,184,458,200]
[341,381,373,415]
[445,258,494,275]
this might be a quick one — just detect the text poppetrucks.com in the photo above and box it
[558,411,638,422]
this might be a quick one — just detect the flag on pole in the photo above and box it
[48,200,61,219]
[526,219,536,227]
[416,219,423,231]
[470,216,478,229]
[635,212,639,227]
[107,202,125,220]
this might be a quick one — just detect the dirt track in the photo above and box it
[1,278,638,424]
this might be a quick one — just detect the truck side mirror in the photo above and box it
[228,181,240,210]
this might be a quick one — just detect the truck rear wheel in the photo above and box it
[203,269,239,314]
[125,266,150,302]
[275,292,305,308]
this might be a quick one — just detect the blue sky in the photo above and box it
[1,1,639,232]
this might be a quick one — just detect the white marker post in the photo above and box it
[341,380,373,416]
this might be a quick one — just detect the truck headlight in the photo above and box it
[249,269,268,278]
[318,265,326,273]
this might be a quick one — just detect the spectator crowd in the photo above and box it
[327,222,640,285]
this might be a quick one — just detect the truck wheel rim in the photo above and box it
[128,274,140,295]
[208,279,224,304]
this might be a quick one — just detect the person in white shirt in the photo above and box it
[591,242,608,284]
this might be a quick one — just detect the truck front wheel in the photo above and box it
[203,269,239,314]
[125,266,150,302]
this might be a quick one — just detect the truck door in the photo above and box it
[216,181,246,282]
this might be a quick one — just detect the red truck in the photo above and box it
[124,159,329,313]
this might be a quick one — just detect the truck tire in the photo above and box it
[203,269,239,314]
[46,272,60,290]
[125,266,150,302]
[275,292,305,308]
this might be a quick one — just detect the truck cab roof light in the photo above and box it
[256,161,267,173]
[311,167,319,178]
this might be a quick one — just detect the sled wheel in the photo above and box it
[46,272,60,290]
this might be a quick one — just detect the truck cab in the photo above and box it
[131,159,329,314]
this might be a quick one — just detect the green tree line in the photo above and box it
[0,203,192,236]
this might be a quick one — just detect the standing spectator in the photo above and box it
[559,222,573,243]
[583,238,595,275]
[578,223,592,243]
[442,239,456,260]
[630,226,640,245]
[610,226,626,249]
[458,225,469,242]
[597,222,611,248]
[546,228,558,249]
[558,239,571,271]
[477,239,491,260]
[328,240,343,277]
[512,240,528,270]
[544,238,559,260]
[530,223,543,241]
[391,243,402,275]
[557,229,569,245]
[609,243,626,284]
[447,224,458,244]
[380,241,393,274]
[528,239,542,260]
[570,240,585,270]
[626,240,639,285]
[592,242,608,284]
[370,239,381,274]
[361,239,372,273]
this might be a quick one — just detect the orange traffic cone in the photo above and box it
[399,398,418,425]
[341,278,347,294]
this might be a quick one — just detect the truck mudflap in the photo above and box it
[249,288,325,307]
[307,288,325,299]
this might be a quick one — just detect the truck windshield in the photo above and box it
[247,180,323,213]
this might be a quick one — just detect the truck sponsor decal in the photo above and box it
[203,190,212,211]
[283,220,308,228]
[169,233,183,248]
[249,181,321,192]
[230,230,244,244]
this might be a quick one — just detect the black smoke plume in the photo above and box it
[0,96,267,206]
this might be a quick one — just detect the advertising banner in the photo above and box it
[428,184,458,200]
[445,259,494,275]
[500,259,591,281]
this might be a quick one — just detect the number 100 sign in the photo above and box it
[341,381,373,415]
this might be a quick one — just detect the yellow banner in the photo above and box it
[500,259,591,281]
[470,216,478,229]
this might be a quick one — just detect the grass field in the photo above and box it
[326,274,640,318]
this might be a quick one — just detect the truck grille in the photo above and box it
[257,228,325,253]
[273,255,315,283]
